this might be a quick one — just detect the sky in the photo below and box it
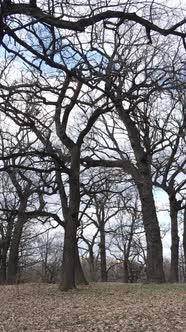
[154,189,171,258]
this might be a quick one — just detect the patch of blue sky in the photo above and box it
[55,46,106,71]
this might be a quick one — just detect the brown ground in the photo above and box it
[0,282,185,332]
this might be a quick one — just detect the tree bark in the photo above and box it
[0,239,7,283]
[169,196,179,282]
[138,182,165,283]
[0,250,7,283]
[123,259,129,283]
[99,220,107,282]
[0,243,9,283]
[60,217,77,290]
[7,201,27,284]
[60,146,81,290]
[0,218,14,282]
[7,221,24,283]
[183,207,186,278]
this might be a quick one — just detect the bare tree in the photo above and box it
[0,0,186,290]
[0,124,63,283]
[108,195,144,283]
[80,23,186,282]
[0,173,18,282]
[152,97,186,282]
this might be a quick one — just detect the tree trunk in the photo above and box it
[0,217,14,283]
[138,183,165,283]
[7,200,28,283]
[89,247,96,281]
[99,221,107,282]
[123,259,129,283]
[75,242,88,285]
[169,196,179,282]
[116,103,165,283]
[7,208,26,284]
[0,240,7,283]
[183,207,186,280]
[60,146,81,290]
[0,248,8,283]
[60,217,77,290]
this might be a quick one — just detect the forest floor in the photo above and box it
[0,282,185,332]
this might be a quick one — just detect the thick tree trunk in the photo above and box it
[183,207,186,279]
[138,183,165,283]
[0,241,7,283]
[7,220,24,283]
[0,218,14,283]
[75,242,88,285]
[169,196,179,282]
[0,248,7,283]
[60,217,77,290]
[7,200,27,284]
[60,146,81,291]
[123,259,129,283]
[116,103,164,283]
